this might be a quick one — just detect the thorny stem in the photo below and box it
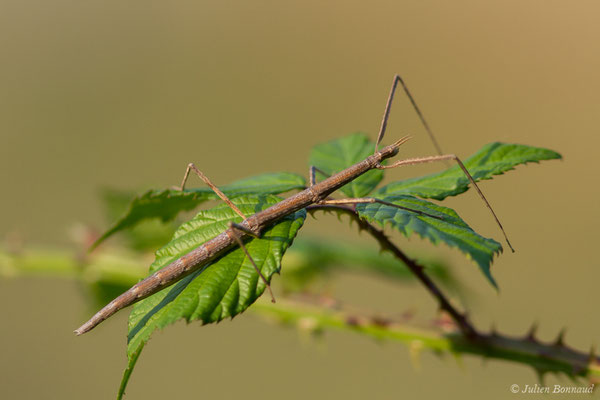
[306,204,480,340]
[2,245,599,381]
[254,299,600,382]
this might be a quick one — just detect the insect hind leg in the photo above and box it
[228,222,275,303]
[177,163,248,221]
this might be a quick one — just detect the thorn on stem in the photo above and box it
[554,328,567,346]
[490,323,498,337]
[589,346,597,364]
[534,368,547,385]
[526,322,539,341]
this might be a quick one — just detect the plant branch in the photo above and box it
[2,243,598,382]
[307,204,479,339]
[253,298,600,383]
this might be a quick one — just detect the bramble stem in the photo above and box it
[307,204,479,339]
[2,244,599,381]
[254,299,600,383]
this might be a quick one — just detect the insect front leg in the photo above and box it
[377,154,514,252]
[374,74,444,157]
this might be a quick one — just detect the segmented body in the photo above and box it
[74,143,400,335]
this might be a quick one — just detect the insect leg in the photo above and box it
[377,154,514,252]
[228,222,276,303]
[178,163,247,220]
[375,74,444,157]
[309,166,330,186]
[309,166,316,187]
[317,198,444,220]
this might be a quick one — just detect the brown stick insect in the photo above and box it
[75,74,513,336]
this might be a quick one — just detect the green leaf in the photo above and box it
[309,133,383,197]
[356,195,502,287]
[92,172,306,249]
[119,194,306,399]
[375,143,562,200]
[100,189,178,252]
[281,237,456,292]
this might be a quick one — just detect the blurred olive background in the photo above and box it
[1,0,599,399]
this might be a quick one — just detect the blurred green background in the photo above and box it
[1,0,599,399]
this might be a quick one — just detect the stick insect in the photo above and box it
[75,74,513,336]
